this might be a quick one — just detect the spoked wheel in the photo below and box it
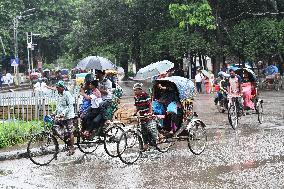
[217,101,223,113]
[228,104,239,130]
[188,120,207,155]
[155,131,174,153]
[117,130,143,165]
[104,123,125,157]
[27,132,59,166]
[275,82,280,91]
[77,135,99,154]
[256,102,264,124]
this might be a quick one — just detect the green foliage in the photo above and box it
[0,121,44,148]
[1,0,284,73]
[230,18,283,60]
[169,1,216,30]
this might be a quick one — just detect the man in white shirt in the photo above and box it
[34,78,48,95]
[195,70,204,93]
[96,70,113,100]
[5,72,13,86]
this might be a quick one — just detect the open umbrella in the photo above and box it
[235,68,257,82]
[201,70,211,78]
[134,60,174,80]
[76,56,116,71]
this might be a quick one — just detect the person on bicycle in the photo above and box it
[133,83,158,151]
[54,80,76,156]
[228,69,243,111]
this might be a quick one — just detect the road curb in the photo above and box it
[0,149,28,161]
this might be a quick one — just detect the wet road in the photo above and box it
[0,91,284,189]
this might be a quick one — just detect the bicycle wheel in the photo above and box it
[117,130,143,165]
[188,120,207,155]
[155,135,174,153]
[228,104,238,130]
[27,132,59,166]
[104,123,125,157]
[275,82,280,91]
[217,101,223,113]
[256,102,264,124]
[77,135,99,154]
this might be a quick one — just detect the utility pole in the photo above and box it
[13,8,35,86]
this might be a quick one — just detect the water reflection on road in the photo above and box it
[0,91,284,189]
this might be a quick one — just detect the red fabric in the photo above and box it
[215,85,220,92]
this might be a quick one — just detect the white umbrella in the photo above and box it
[134,60,174,80]
[76,56,116,70]
[201,70,211,78]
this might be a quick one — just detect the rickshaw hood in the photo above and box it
[156,76,195,100]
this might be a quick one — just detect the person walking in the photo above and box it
[195,70,204,93]
[0,72,3,90]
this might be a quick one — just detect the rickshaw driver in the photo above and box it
[133,83,158,151]
[228,69,243,111]
[50,81,76,156]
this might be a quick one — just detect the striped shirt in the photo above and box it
[134,91,151,121]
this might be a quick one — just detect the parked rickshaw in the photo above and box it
[227,68,264,129]
[117,76,207,164]
[260,73,282,91]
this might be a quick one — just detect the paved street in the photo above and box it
[0,90,283,189]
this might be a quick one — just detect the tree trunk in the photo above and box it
[203,55,207,70]
[119,50,129,80]
[278,54,284,76]
[198,54,203,69]
[131,32,141,70]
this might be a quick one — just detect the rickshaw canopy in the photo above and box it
[235,68,257,82]
[156,76,195,100]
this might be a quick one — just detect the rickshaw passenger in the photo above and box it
[157,83,180,132]
[79,81,92,131]
[133,83,157,151]
[228,69,243,110]
[241,73,255,110]
[82,80,103,138]
[214,73,228,105]
[97,70,113,121]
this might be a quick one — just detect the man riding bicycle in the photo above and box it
[52,81,76,156]
[228,69,243,112]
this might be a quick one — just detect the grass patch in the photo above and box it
[0,121,44,149]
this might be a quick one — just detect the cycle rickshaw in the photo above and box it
[227,68,264,129]
[117,76,207,164]
[260,73,282,91]
[27,91,125,166]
